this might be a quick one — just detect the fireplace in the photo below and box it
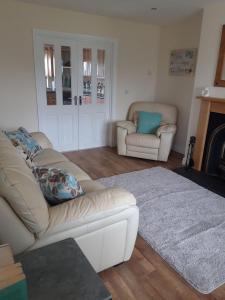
[193,97,225,179]
[219,143,225,177]
[202,112,225,178]
[175,97,225,197]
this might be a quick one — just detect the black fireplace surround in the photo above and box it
[202,112,225,178]
[175,112,225,198]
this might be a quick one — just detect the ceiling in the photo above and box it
[17,0,225,25]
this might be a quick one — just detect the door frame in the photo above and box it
[33,28,118,148]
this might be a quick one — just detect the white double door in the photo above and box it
[34,31,113,151]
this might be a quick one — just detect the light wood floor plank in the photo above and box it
[64,147,224,300]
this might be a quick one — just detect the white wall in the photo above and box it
[155,14,202,154]
[185,3,225,159]
[0,0,160,131]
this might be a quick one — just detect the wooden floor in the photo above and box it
[64,147,183,180]
[64,148,225,300]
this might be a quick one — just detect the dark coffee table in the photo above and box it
[16,238,112,300]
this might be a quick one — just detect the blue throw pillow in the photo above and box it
[33,167,85,206]
[5,127,42,161]
[137,111,162,134]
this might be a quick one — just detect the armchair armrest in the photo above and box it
[116,121,136,134]
[116,121,136,156]
[156,124,176,138]
[30,132,53,149]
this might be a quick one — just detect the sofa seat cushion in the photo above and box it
[45,161,91,182]
[40,188,136,237]
[126,133,160,149]
[32,149,68,166]
[79,180,105,193]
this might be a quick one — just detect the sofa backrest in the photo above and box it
[0,196,35,254]
[127,101,177,125]
[0,131,49,235]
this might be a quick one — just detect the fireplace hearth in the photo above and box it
[174,167,225,198]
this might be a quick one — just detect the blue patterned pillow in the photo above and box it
[5,127,42,161]
[33,167,85,205]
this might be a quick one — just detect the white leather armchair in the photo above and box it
[117,102,177,162]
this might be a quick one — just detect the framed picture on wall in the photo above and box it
[169,48,197,76]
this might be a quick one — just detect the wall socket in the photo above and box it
[196,86,210,97]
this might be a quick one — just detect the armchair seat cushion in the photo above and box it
[126,133,160,149]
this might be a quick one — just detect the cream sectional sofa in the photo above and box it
[0,131,139,272]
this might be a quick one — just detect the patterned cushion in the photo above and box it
[5,127,42,162]
[33,167,85,205]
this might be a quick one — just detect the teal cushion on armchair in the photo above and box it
[137,111,162,134]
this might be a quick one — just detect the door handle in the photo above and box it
[74,96,77,106]
[79,96,82,106]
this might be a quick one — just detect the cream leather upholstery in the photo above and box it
[30,132,53,149]
[117,102,177,162]
[0,132,49,234]
[0,196,35,254]
[46,187,136,233]
[44,161,91,182]
[0,130,139,272]
[32,148,67,166]
[33,207,139,272]
[126,133,160,148]
[117,121,137,135]
[127,101,177,124]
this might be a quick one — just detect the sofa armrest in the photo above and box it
[116,121,136,134]
[48,187,137,230]
[156,124,176,138]
[30,132,53,149]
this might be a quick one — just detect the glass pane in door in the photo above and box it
[44,44,56,105]
[97,49,105,104]
[61,46,72,105]
[83,48,92,104]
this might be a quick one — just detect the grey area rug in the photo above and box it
[97,167,225,294]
